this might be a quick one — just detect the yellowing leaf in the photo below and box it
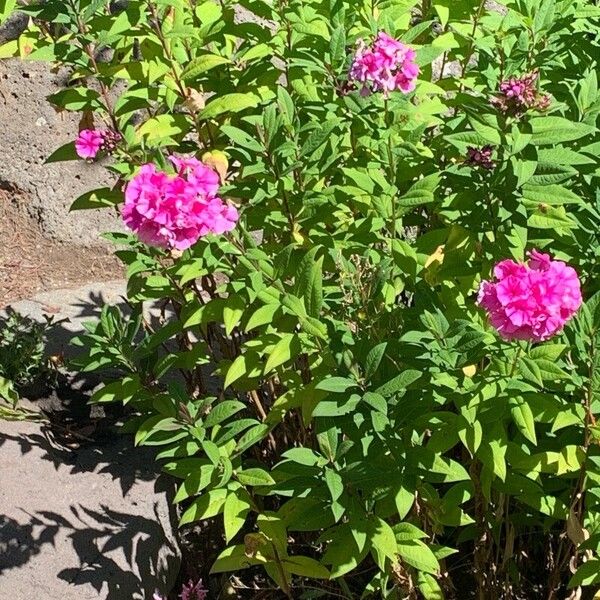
[425,245,445,268]
[202,149,228,183]
[462,364,477,377]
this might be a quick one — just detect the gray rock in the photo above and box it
[0,59,122,248]
[0,11,28,45]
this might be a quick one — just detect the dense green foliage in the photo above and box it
[0,310,57,418]
[4,0,600,597]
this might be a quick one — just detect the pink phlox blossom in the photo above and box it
[75,129,105,159]
[477,250,582,342]
[465,145,495,170]
[75,128,121,159]
[122,155,238,250]
[179,579,208,600]
[492,71,550,114]
[349,32,419,96]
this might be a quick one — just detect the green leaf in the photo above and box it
[532,359,569,381]
[224,296,245,336]
[397,539,440,574]
[509,397,537,444]
[223,491,252,542]
[376,370,421,396]
[529,163,578,186]
[204,401,246,428]
[329,25,346,65]
[0,375,18,405]
[418,572,444,600]
[528,206,576,230]
[521,184,583,206]
[324,469,344,503]
[70,188,122,211]
[237,468,275,486]
[47,87,101,111]
[91,376,140,404]
[458,418,483,456]
[369,517,398,570]
[224,355,249,389]
[295,248,324,317]
[315,377,357,393]
[412,448,470,482]
[181,54,231,80]
[398,174,439,207]
[210,544,266,573]
[568,559,600,587]
[236,423,271,454]
[530,116,596,145]
[221,125,264,152]
[45,142,80,163]
[173,465,215,503]
[264,334,300,373]
[245,304,279,331]
[199,93,260,120]
[323,523,371,578]
[518,357,543,386]
[365,343,387,381]
[138,114,189,144]
[180,489,228,525]
[537,147,596,166]
[393,522,429,541]
[282,555,330,579]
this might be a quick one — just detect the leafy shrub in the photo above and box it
[0,309,57,418]
[4,0,600,597]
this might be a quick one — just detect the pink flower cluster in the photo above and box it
[478,250,582,342]
[75,128,121,159]
[122,155,238,250]
[153,579,207,600]
[491,72,550,114]
[350,32,419,96]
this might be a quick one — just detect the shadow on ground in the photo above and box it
[0,419,180,599]
[0,501,179,599]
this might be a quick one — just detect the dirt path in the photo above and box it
[0,188,123,308]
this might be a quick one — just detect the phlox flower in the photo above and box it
[477,250,582,342]
[75,128,121,159]
[465,145,495,170]
[75,129,105,159]
[491,71,550,114]
[122,155,238,250]
[349,32,419,96]
[179,578,208,600]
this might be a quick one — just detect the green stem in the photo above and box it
[458,0,487,91]
[508,345,523,377]
[384,98,397,245]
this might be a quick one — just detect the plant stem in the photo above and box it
[508,345,523,377]
[458,0,487,89]
[384,98,397,245]
[270,543,293,599]
[547,335,596,598]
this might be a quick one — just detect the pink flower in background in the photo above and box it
[152,579,207,600]
[122,155,238,250]
[75,129,105,159]
[350,32,419,96]
[179,578,208,600]
[477,250,582,342]
[491,71,550,114]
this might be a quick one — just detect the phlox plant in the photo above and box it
[3,0,600,597]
